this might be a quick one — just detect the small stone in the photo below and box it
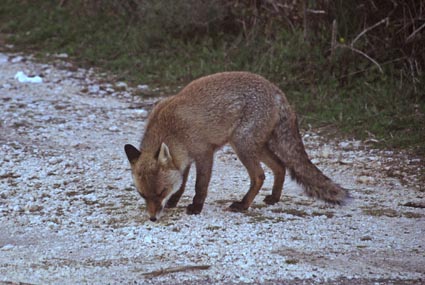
[55,53,69,58]
[137,84,149,90]
[1,244,14,251]
[320,145,332,158]
[338,141,351,150]
[48,157,63,165]
[11,56,24,63]
[356,176,374,184]
[0,53,8,64]
[12,205,21,212]
[134,109,148,117]
[116,82,128,89]
[108,126,119,132]
[25,203,43,213]
[88,84,100,94]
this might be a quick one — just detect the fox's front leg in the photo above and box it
[166,165,191,208]
[187,155,213,215]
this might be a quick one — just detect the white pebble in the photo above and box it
[1,244,15,251]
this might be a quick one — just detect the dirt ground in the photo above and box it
[0,52,424,284]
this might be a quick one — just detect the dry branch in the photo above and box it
[306,9,325,14]
[0,281,34,285]
[142,265,211,278]
[330,19,337,58]
[336,44,384,73]
[406,22,425,43]
[351,17,389,47]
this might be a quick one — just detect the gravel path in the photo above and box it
[0,52,424,284]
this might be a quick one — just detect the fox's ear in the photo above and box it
[124,144,141,164]
[158,142,172,166]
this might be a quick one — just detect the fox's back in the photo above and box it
[144,72,289,151]
[176,71,287,124]
[178,71,285,107]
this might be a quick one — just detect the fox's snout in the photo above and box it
[146,201,164,222]
[149,216,157,222]
[147,211,161,222]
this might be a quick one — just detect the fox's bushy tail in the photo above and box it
[268,110,349,204]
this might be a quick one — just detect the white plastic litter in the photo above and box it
[14,71,43,83]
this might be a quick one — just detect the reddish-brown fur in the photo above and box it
[125,72,348,221]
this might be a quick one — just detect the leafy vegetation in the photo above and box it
[0,0,423,153]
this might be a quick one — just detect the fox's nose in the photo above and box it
[149,216,157,222]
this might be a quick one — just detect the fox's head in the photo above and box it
[124,143,183,222]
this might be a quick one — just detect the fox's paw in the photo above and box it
[264,195,279,205]
[186,203,203,215]
[229,201,248,212]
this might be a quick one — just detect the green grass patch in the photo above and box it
[271,208,309,218]
[361,207,399,218]
[285,259,299,265]
[0,1,423,156]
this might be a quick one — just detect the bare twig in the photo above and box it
[0,281,36,285]
[337,57,406,79]
[351,17,388,47]
[303,0,308,42]
[330,20,337,58]
[142,265,211,278]
[306,9,326,14]
[406,22,425,43]
[336,44,384,73]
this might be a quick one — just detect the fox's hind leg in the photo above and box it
[261,146,286,205]
[229,142,265,212]
[228,110,277,211]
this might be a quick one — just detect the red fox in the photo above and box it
[125,72,348,221]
